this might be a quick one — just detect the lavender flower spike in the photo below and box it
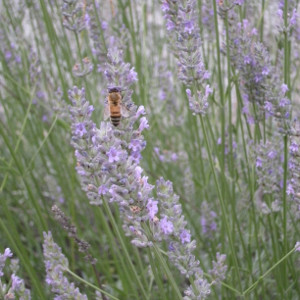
[43,231,88,300]
[155,178,212,298]
[162,0,211,115]
[8,274,31,300]
[69,47,152,247]
[186,86,213,116]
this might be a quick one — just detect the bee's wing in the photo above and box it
[103,103,110,120]
[121,104,131,118]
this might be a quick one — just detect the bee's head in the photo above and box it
[108,86,122,93]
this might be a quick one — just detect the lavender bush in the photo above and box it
[0,0,300,299]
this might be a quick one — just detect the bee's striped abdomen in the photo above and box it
[110,115,121,126]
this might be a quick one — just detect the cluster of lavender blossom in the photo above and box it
[253,137,283,214]
[43,232,88,300]
[286,118,300,218]
[85,3,109,72]
[276,0,298,35]
[68,47,153,248]
[151,62,183,127]
[154,179,222,300]
[220,7,291,130]
[61,0,86,33]
[251,116,300,217]
[200,201,218,238]
[161,0,212,115]
[67,41,227,297]
[154,146,178,162]
[0,248,31,299]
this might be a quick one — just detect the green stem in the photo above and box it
[242,246,296,295]
[199,115,242,292]
[0,122,47,231]
[65,269,120,300]
[212,0,225,169]
[0,89,34,192]
[259,0,265,42]
[24,116,58,174]
[102,201,148,299]
[282,0,291,289]
[152,244,183,300]
[281,134,288,287]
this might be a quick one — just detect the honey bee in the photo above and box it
[104,87,130,126]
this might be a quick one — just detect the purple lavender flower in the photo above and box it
[106,146,127,163]
[0,248,13,277]
[184,271,211,299]
[105,47,138,91]
[183,20,195,34]
[256,157,263,168]
[180,229,191,244]
[136,105,146,117]
[290,141,299,153]
[146,198,158,220]
[139,116,149,132]
[209,253,228,284]
[281,84,289,94]
[98,185,109,195]
[285,118,300,217]
[200,201,218,237]
[186,87,212,116]
[286,183,295,196]
[295,241,300,252]
[74,122,87,137]
[159,216,174,235]
[129,139,144,152]
[253,137,286,213]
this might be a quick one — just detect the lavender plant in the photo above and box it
[68,40,228,297]
[1,0,300,299]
